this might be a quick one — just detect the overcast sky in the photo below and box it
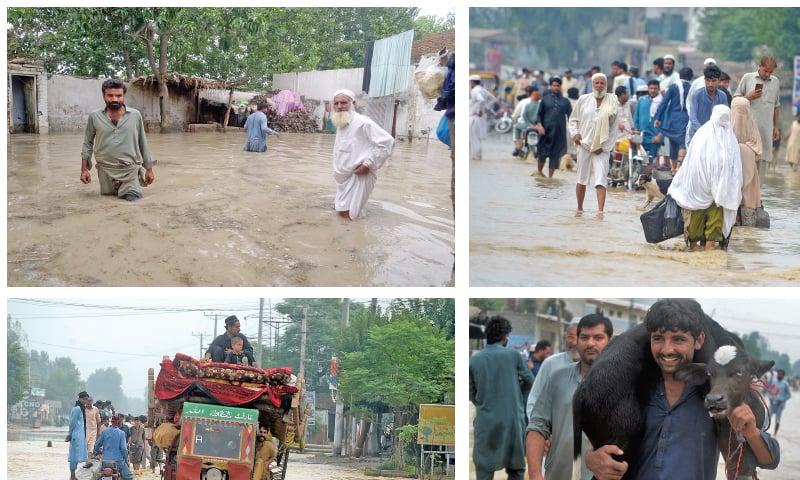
[5,298,383,398]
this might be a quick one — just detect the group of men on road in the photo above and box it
[67,392,154,480]
[472,54,783,247]
[470,299,783,480]
[80,79,395,221]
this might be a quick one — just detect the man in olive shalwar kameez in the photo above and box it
[81,79,155,201]
[470,316,535,480]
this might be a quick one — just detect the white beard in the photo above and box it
[593,90,606,99]
[331,109,354,129]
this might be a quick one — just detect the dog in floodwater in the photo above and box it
[559,153,576,172]
[637,174,671,209]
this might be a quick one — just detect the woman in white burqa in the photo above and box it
[668,104,742,251]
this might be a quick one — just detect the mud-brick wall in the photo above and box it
[46,75,197,133]
[46,76,105,132]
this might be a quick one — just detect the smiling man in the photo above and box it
[586,299,779,480]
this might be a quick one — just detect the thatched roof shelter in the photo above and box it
[130,72,228,92]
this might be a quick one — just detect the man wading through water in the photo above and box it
[80,79,155,200]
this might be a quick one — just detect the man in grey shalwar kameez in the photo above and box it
[243,102,280,152]
[81,79,155,201]
[470,316,535,480]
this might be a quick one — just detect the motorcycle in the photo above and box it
[487,105,513,134]
[96,459,121,480]
[518,127,539,161]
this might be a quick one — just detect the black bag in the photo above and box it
[640,194,684,243]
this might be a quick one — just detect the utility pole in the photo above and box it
[334,299,349,456]
[257,299,264,367]
[203,313,220,339]
[191,332,208,359]
[300,306,308,377]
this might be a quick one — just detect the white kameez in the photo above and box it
[668,105,742,237]
[333,112,394,219]
[469,85,494,160]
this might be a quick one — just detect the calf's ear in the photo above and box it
[674,363,709,385]
[751,359,774,379]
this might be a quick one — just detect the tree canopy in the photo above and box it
[7,329,29,405]
[697,8,800,68]
[6,7,453,90]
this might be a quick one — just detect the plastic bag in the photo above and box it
[640,194,684,243]
[436,115,451,147]
[414,54,447,100]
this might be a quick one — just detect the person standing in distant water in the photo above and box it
[470,75,495,161]
[204,315,257,366]
[330,89,395,219]
[243,102,280,152]
[734,55,781,184]
[67,391,90,480]
[80,79,155,201]
[770,369,792,436]
[568,73,620,213]
[783,111,800,171]
[532,77,572,178]
[470,316,535,480]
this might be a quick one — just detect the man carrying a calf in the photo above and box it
[586,298,779,480]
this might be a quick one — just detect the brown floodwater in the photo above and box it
[7,131,454,286]
[470,134,800,286]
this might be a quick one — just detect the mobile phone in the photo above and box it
[755,83,763,91]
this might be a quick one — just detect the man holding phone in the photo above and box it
[734,55,781,183]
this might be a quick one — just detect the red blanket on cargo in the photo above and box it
[154,353,297,407]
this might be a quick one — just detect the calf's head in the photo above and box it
[675,345,774,418]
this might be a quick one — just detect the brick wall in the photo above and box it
[411,29,455,64]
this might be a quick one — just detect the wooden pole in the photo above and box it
[222,86,234,131]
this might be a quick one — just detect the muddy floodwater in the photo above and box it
[470,134,800,286]
[6,435,385,480]
[7,131,454,286]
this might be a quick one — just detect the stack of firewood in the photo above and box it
[247,93,319,133]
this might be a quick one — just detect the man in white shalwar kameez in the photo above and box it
[568,73,620,213]
[469,75,495,160]
[668,104,742,250]
[331,89,394,219]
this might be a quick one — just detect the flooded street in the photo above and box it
[469,397,799,479]
[470,134,800,286]
[7,131,454,286]
[6,434,381,480]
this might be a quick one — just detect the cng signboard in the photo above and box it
[417,404,454,446]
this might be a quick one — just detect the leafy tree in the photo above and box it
[698,8,800,68]
[7,331,29,405]
[45,357,86,414]
[87,368,126,408]
[469,8,628,69]
[469,298,506,314]
[337,317,454,418]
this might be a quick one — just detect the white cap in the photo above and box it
[636,84,648,93]
[334,89,355,100]
[704,57,717,65]
[469,75,481,81]
[664,54,676,61]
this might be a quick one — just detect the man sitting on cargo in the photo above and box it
[204,315,257,366]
